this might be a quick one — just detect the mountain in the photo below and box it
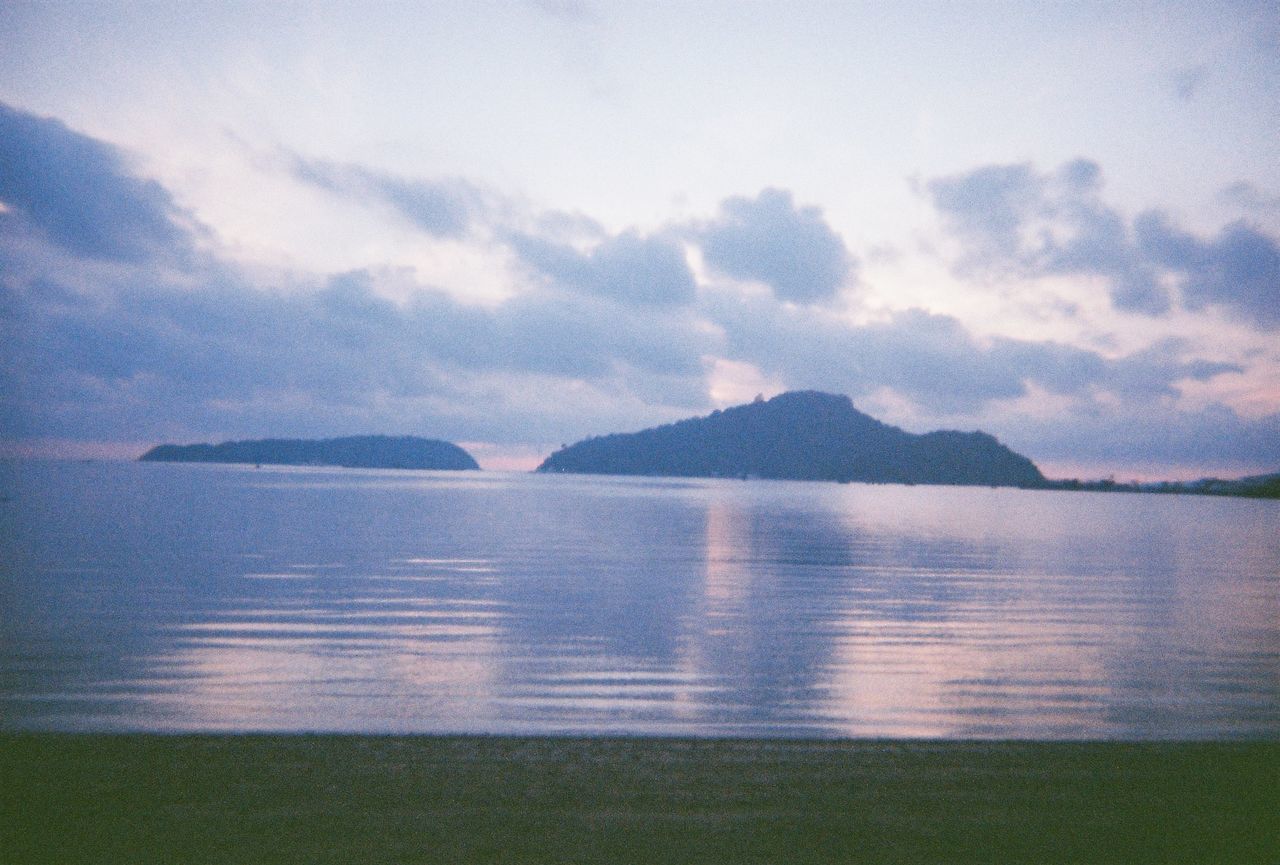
[139,435,479,470]
[537,391,1045,488]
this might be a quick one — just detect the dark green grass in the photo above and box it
[2,735,1276,864]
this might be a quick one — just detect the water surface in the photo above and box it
[2,460,1276,737]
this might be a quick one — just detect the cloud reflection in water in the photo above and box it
[3,462,1276,738]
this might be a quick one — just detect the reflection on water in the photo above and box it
[1,460,1277,738]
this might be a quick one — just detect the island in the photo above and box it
[139,435,480,471]
[537,390,1046,488]
[1044,473,1280,499]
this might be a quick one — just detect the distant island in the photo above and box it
[537,391,1046,488]
[139,435,479,470]
[1042,473,1280,499]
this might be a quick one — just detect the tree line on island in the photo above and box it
[140,435,479,471]
[139,391,1278,498]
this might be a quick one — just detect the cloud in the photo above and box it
[990,337,1243,400]
[508,229,697,306]
[926,159,1171,313]
[1135,212,1280,328]
[0,102,194,264]
[703,293,1240,416]
[0,242,713,448]
[1172,65,1208,102]
[0,109,711,448]
[497,288,710,377]
[926,163,1046,260]
[0,103,1270,476]
[1002,403,1280,470]
[1220,180,1280,213]
[698,188,854,304]
[289,154,479,238]
[1040,189,1169,315]
[927,159,1280,326]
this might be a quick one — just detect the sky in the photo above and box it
[1,0,1278,479]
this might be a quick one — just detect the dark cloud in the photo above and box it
[1002,403,1280,470]
[1192,222,1280,326]
[0,208,1255,467]
[0,102,193,264]
[0,245,712,447]
[0,108,1270,475]
[702,290,1260,472]
[699,188,854,304]
[4,271,424,414]
[1220,180,1280,213]
[289,154,478,238]
[1134,212,1209,272]
[1058,158,1103,193]
[497,288,710,376]
[1040,188,1170,315]
[508,230,696,306]
[990,337,1242,400]
[1038,187,1132,267]
[1172,65,1208,102]
[928,159,1279,326]
[0,115,712,449]
[853,310,1025,411]
[706,284,1244,419]
[927,163,1045,260]
[1136,212,1280,327]
[925,158,1170,312]
[704,292,1241,417]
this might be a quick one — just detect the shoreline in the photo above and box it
[3,734,1275,864]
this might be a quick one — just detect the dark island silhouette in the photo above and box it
[1043,472,1280,498]
[537,390,1046,488]
[139,435,479,470]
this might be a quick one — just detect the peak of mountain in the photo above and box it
[139,435,479,471]
[537,391,1045,488]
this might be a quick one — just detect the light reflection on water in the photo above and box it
[1,459,1277,738]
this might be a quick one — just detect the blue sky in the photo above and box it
[1,0,1278,478]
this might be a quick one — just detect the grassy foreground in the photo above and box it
[2,735,1276,864]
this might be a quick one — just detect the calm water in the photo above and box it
[1,460,1277,738]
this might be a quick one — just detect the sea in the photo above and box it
[1,459,1276,739]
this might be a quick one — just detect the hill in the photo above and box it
[139,435,479,470]
[537,391,1045,488]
